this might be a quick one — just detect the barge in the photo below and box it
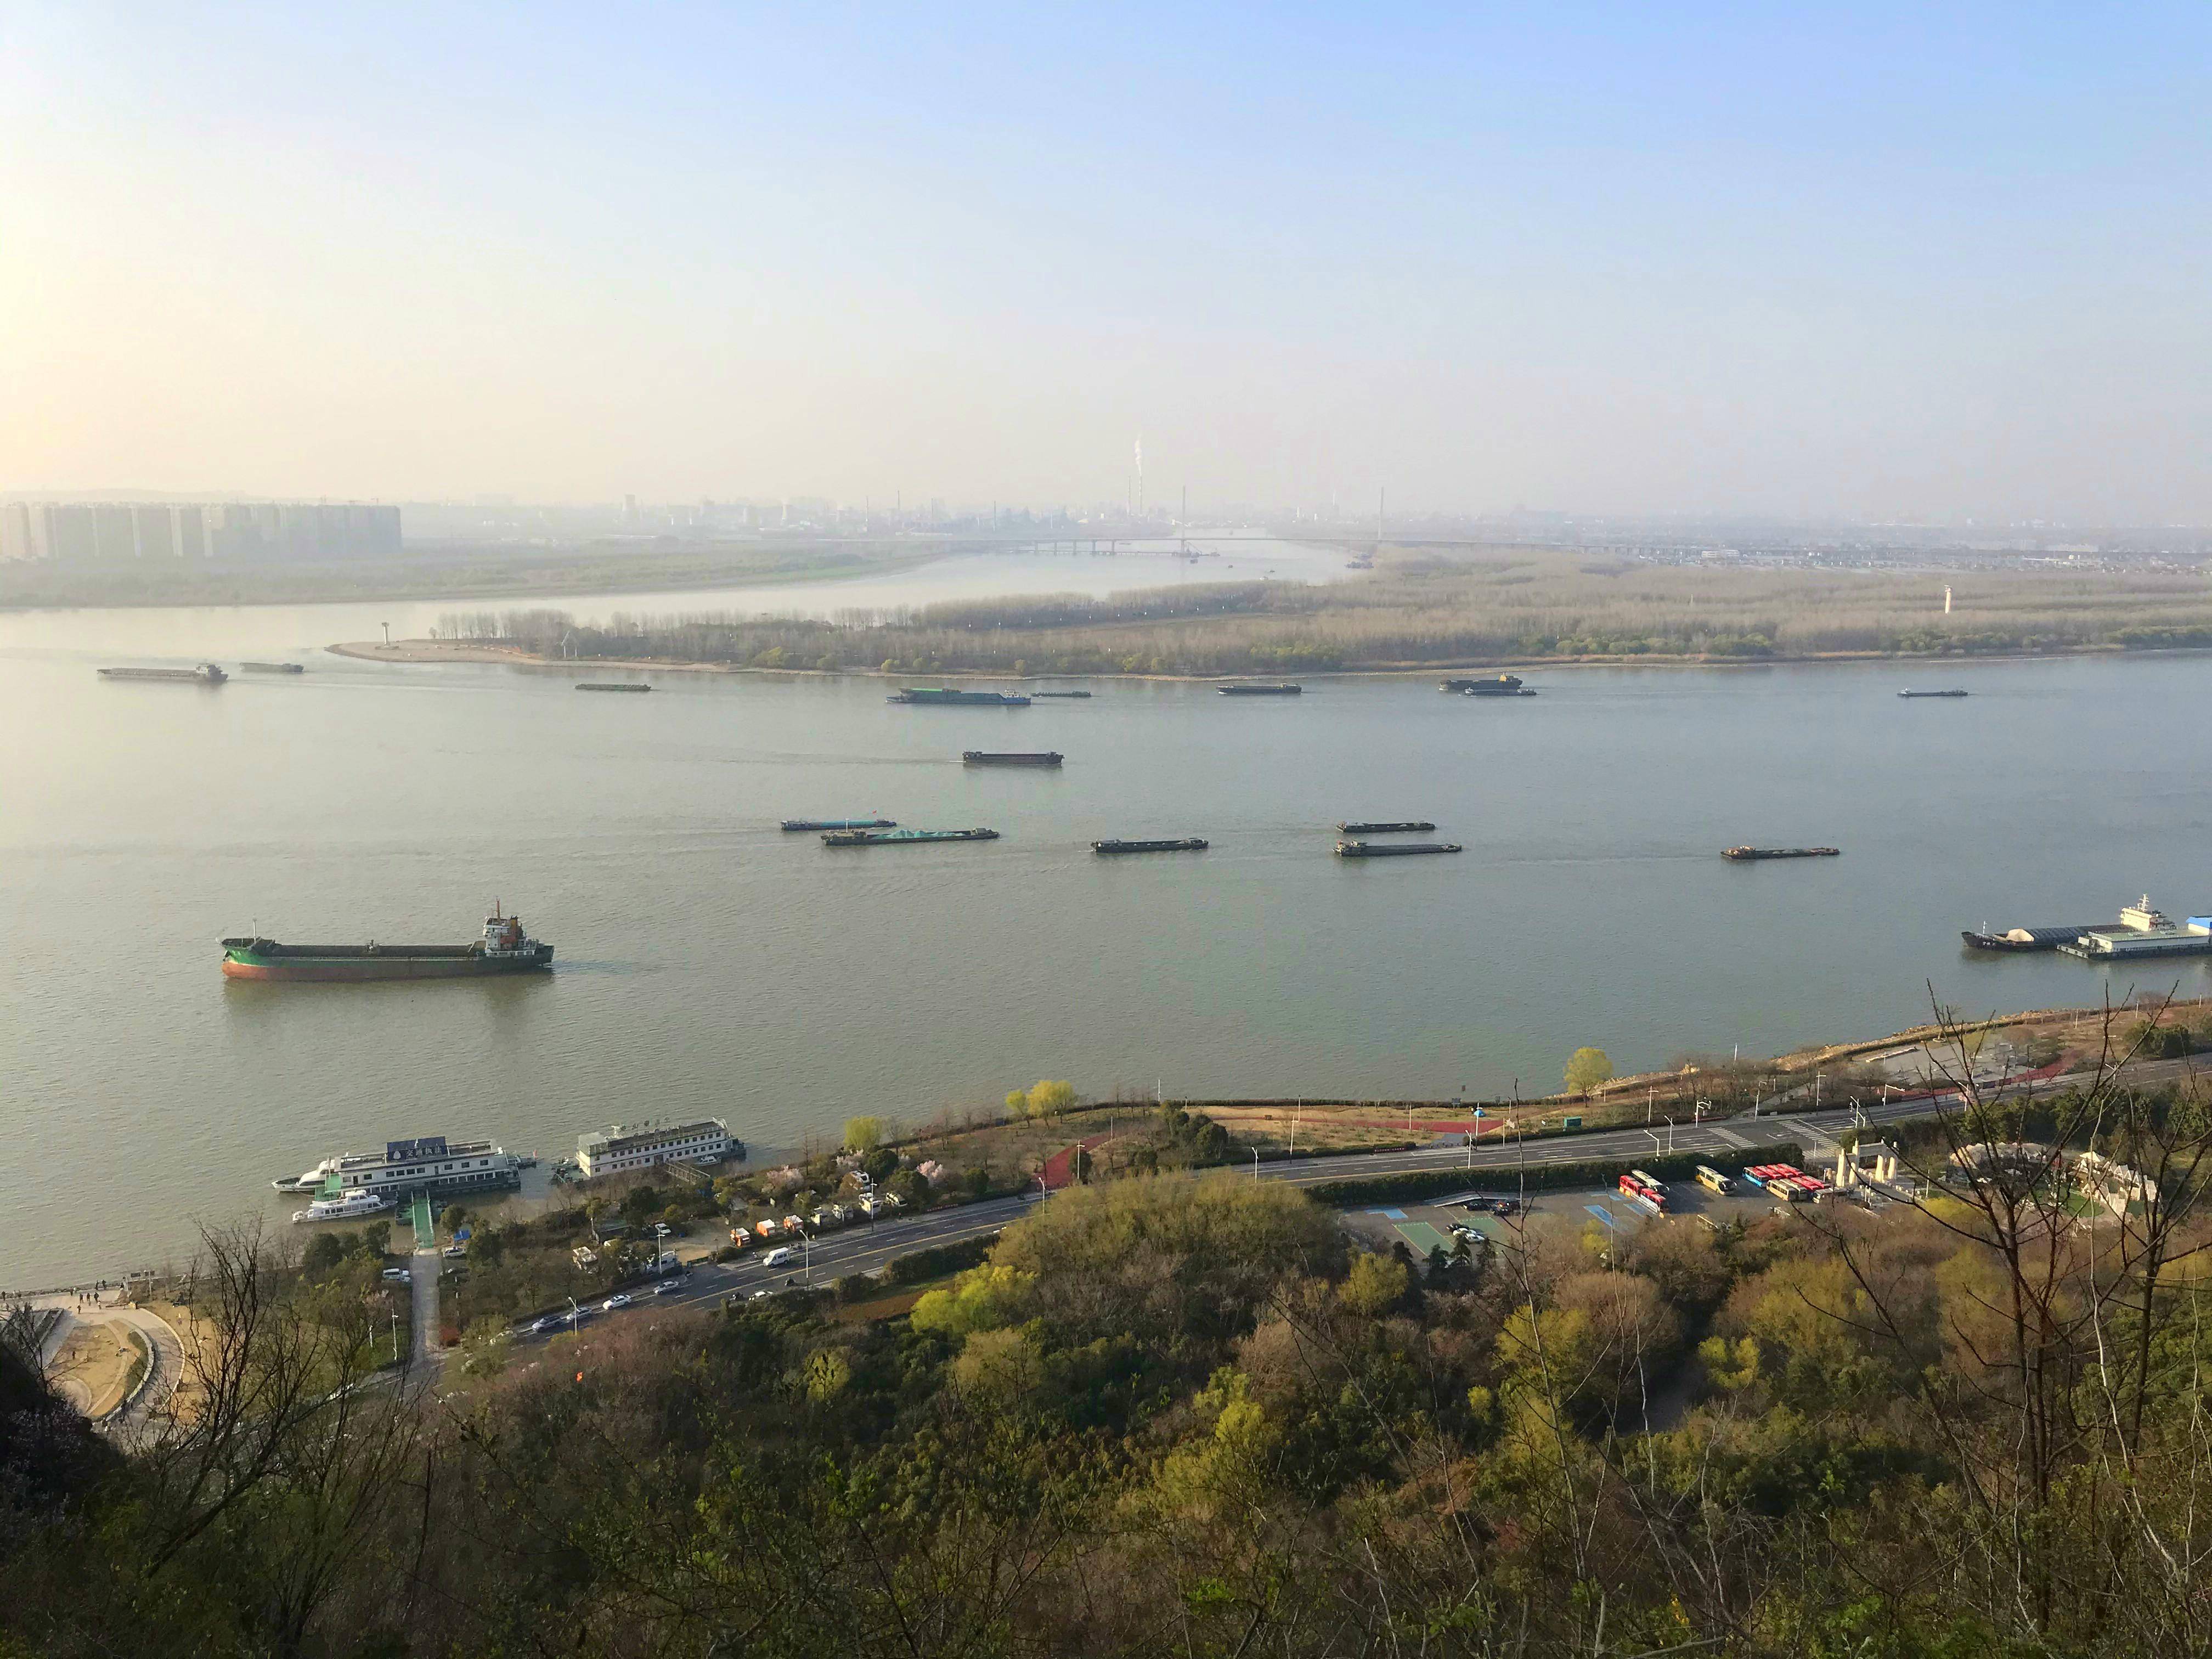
[888,687,1031,707]
[781,817,896,832]
[1723,846,1841,861]
[98,663,226,684]
[963,751,1063,766]
[1443,674,1533,696]
[821,827,1000,846]
[222,906,554,980]
[1031,690,1093,698]
[577,682,651,692]
[1336,840,1462,857]
[1899,689,1969,698]
[240,662,306,674]
[1093,837,1209,854]
[1217,683,1302,696]
[1962,924,2099,952]
[1336,820,1435,834]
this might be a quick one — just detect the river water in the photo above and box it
[6,545,2210,1288]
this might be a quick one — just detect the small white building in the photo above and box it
[575,1118,736,1179]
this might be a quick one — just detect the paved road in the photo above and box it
[409,1250,439,1364]
[500,1062,2182,1353]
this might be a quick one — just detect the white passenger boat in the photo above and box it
[272,1135,524,1204]
[291,1189,395,1224]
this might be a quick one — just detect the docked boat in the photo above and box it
[821,827,1000,846]
[1723,847,1841,860]
[1336,840,1462,857]
[98,663,227,684]
[963,751,1063,766]
[1899,689,1968,698]
[1443,674,1532,696]
[1962,924,2100,952]
[1336,821,1435,834]
[240,662,305,674]
[279,1133,523,1210]
[1217,683,1302,696]
[222,906,554,980]
[2058,898,2212,960]
[576,682,651,692]
[887,687,1031,707]
[291,1189,395,1225]
[781,817,896,832]
[1093,838,1208,854]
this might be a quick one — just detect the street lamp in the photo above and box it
[1252,1147,1260,1182]
[566,1296,579,1336]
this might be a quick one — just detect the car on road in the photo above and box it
[652,1278,684,1296]
[760,1246,798,1268]
[529,1316,563,1334]
[602,1293,634,1312]
[381,1267,411,1283]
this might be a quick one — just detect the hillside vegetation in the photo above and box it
[6,1057,2212,1657]
[445,549,2212,676]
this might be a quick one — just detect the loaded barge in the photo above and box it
[1338,820,1435,834]
[1093,837,1208,854]
[821,827,999,847]
[99,663,226,684]
[241,662,306,674]
[1336,840,1462,858]
[888,687,1030,707]
[222,907,554,980]
[1899,689,1969,698]
[1962,924,2098,952]
[1443,674,1533,696]
[782,817,896,832]
[1217,683,1302,696]
[577,682,651,692]
[1031,690,1092,698]
[964,751,1063,766]
[1723,846,1841,861]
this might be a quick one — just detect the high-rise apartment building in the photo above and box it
[0,501,402,562]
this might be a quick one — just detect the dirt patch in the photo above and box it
[47,1320,144,1418]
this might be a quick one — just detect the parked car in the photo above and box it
[380,1267,411,1283]
[760,1246,797,1269]
[602,1293,634,1312]
[726,1228,753,1249]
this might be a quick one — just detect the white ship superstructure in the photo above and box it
[274,1135,523,1204]
[291,1189,394,1224]
[575,1119,736,1179]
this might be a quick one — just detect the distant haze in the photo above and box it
[3,8,2208,521]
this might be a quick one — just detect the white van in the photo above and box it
[760,1246,797,1268]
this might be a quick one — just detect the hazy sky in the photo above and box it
[4,5,2208,520]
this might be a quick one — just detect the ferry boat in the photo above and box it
[273,1135,523,1205]
[222,906,553,980]
[291,1190,395,1224]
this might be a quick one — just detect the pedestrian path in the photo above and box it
[407,1196,434,1249]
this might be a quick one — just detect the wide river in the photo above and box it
[6,543,2210,1288]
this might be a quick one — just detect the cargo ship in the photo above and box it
[1899,689,1968,698]
[1722,846,1840,861]
[240,662,305,674]
[1093,837,1208,854]
[1962,924,2098,952]
[2058,898,2212,961]
[887,687,1031,707]
[781,817,896,832]
[820,827,1000,846]
[274,1134,523,1206]
[1217,683,1302,696]
[577,682,651,693]
[1336,820,1435,834]
[1443,674,1532,696]
[98,663,227,684]
[1336,840,1462,857]
[963,751,1063,766]
[221,906,554,980]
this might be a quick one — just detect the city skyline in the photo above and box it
[4,7,2209,521]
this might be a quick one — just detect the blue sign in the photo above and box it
[386,1136,448,1162]
[454,1226,472,1241]
[1471,1106,1486,1118]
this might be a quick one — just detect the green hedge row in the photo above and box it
[1301,1143,1807,1207]
[883,1232,998,1285]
